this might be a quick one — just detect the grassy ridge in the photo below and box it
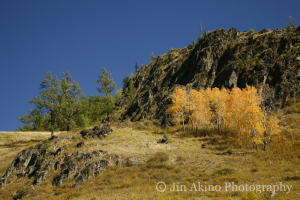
[0,113,299,199]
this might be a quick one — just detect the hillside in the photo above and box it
[123,27,300,127]
[0,116,299,199]
[1,27,300,200]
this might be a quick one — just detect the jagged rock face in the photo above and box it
[123,27,300,127]
[0,137,138,188]
[80,117,111,139]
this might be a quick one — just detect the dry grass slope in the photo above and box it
[0,117,299,199]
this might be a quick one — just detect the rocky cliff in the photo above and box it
[123,27,300,127]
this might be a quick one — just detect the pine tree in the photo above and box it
[192,40,196,47]
[76,94,90,127]
[96,68,117,117]
[87,95,105,123]
[122,76,130,90]
[18,72,90,134]
[27,72,61,137]
[60,72,83,131]
[96,67,117,96]
[135,62,139,73]
[17,110,46,131]
[125,80,136,105]
[114,88,123,102]
[286,16,296,29]
[151,52,156,61]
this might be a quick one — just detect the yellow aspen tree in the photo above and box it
[186,89,194,133]
[188,90,197,133]
[242,86,265,150]
[190,89,212,135]
[264,115,280,150]
[169,88,188,132]
[225,87,245,138]
[209,87,228,133]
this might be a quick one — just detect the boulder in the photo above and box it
[76,141,84,148]
[157,137,168,144]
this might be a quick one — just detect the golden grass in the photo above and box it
[0,120,300,199]
[0,131,63,174]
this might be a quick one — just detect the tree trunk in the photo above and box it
[263,139,268,151]
[66,117,70,131]
[182,110,185,133]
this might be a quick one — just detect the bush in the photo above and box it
[176,155,186,161]
[212,168,235,176]
[148,152,169,163]
[284,176,300,181]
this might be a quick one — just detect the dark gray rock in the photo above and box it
[80,129,91,139]
[121,28,300,127]
[49,135,58,140]
[157,137,168,144]
[73,160,109,187]
[0,135,121,188]
[53,161,78,186]
[76,141,84,148]
[80,117,111,139]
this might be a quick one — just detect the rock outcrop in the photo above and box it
[0,133,138,188]
[122,27,300,127]
[80,117,111,139]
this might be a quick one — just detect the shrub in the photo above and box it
[212,168,235,176]
[148,152,169,163]
[176,155,186,161]
[284,176,300,181]
[172,167,183,174]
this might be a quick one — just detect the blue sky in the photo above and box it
[0,0,299,131]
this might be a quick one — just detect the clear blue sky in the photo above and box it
[0,0,299,131]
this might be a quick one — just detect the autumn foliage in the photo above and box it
[169,86,280,150]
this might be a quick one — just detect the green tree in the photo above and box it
[59,72,83,131]
[18,72,89,134]
[125,80,136,105]
[135,62,139,73]
[27,72,61,137]
[17,110,46,131]
[192,40,196,47]
[286,16,296,29]
[122,76,129,90]
[151,52,156,61]
[114,88,123,102]
[87,95,105,123]
[76,94,90,128]
[96,67,117,96]
[96,67,117,117]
